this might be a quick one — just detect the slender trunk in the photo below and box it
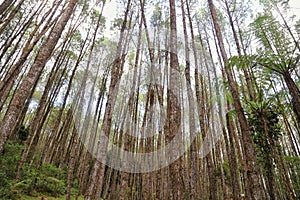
[226,113,241,199]
[208,0,263,199]
[179,1,199,198]
[0,0,25,35]
[165,0,182,199]
[223,0,255,101]
[0,0,16,15]
[66,127,79,200]
[85,0,131,199]
[0,1,62,111]
[0,0,77,152]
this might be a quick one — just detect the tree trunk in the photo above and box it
[283,71,300,128]
[66,127,79,200]
[180,1,200,198]
[223,0,255,101]
[164,0,182,199]
[0,0,16,16]
[226,113,241,199]
[84,0,131,199]
[0,0,61,112]
[0,0,77,152]
[207,0,263,199]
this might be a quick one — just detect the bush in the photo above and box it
[0,141,23,199]
[36,176,65,197]
[14,179,32,193]
[0,141,68,198]
[23,163,67,197]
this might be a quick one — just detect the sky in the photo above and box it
[290,0,300,10]
[289,0,300,24]
[102,0,300,37]
[283,0,300,19]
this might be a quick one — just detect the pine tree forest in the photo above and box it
[0,0,300,199]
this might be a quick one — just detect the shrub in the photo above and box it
[36,176,65,197]
[0,141,68,198]
[0,141,23,199]
[23,163,67,197]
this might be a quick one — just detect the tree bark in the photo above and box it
[180,1,200,198]
[165,0,182,199]
[0,0,77,152]
[283,71,300,128]
[207,0,263,199]
[0,0,15,15]
[84,0,131,199]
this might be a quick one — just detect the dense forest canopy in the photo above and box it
[0,0,299,199]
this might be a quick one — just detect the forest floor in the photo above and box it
[20,194,84,200]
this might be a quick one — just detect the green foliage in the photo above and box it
[252,14,291,53]
[19,194,85,200]
[284,156,300,196]
[250,13,299,74]
[0,142,69,198]
[36,176,65,197]
[222,160,231,184]
[246,97,282,178]
[248,101,282,144]
[17,125,30,143]
[20,163,67,197]
[32,90,43,102]
[41,162,67,182]
[227,108,237,120]
[224,91,234,104]
[14,179,32,194]
[150,3,163,27]
[111,18,123,30]
[0,141,23,199]
[227,55,256,71]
